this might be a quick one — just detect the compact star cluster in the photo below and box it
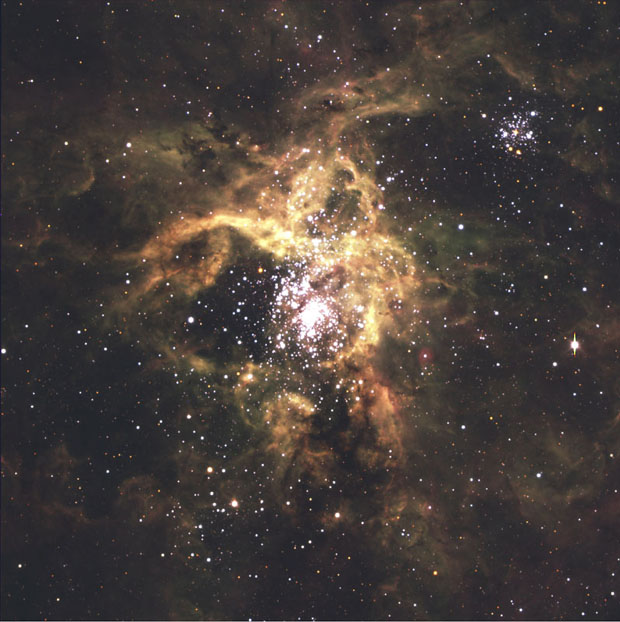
[272,266,339,353]
[494,109,539,155]
[269,261,357,362]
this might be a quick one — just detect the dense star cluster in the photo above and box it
[2,1,620,620]
[493,109,539,155]
[272,264,346,356]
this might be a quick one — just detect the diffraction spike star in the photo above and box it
[571,333,579,356]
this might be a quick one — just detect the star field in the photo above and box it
[2,1,620,620]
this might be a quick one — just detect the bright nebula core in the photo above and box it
[2,1,619,620]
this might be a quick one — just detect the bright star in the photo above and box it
[570,333,579,356]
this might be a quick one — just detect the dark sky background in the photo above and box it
[2,1,620,620]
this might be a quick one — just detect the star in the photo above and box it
[570,333,579,356]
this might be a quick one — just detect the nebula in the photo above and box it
[2,1,619,620]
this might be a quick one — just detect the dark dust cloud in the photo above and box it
[2,1,620,620]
